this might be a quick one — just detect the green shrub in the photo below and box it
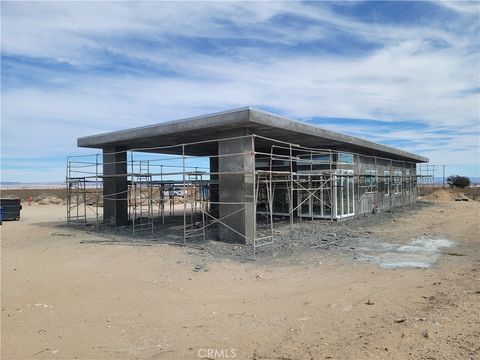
[447,175,471,188]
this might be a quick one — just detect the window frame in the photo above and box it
[393,170,402,195]
[338,153,354,164]
[384,170,390,196]
[364,169,377,193]
[296,153,331,166]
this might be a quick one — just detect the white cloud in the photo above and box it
[435,1,480,15]
[1,1,479,180]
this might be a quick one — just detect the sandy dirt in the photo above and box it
[1,196,479,360]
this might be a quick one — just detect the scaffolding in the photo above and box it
[66,134,429,254]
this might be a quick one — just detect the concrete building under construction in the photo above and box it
[67,107,428,252]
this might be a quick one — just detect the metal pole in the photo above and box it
[389,160,392,211]
[443,165,445,188]
[310,152,313,221]
[66,158,70,226]
[330,150,333,222]
[82,178,85,224]
[150,173,154,234]
[289,144,294,250]
[269,172,274,255]
[131,152,135,235]
[195,167,198,216]
[251,135,257,252]
[182,144,186,244]
[190,175,193,228]
[160,165,165,226]
[95,154,99,231]
[76,176,79,222]
[374,157,378,212]
[202,175,206,242]
[433,165,435,188]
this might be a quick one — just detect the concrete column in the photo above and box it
[209,157,219,219]
[103,146,128,226]
[218,132,254,244]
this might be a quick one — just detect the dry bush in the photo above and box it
[36,196,64,205]
[0,188,67,203]
[463,187,480,201]
[419,186,480,202]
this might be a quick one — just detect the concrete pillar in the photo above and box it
[209,157,219,219]
[103,146,128,226]
[218,132,255,244]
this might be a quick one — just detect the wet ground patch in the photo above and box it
[357,237,455,269]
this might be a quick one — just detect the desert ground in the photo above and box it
[1,189,479,360]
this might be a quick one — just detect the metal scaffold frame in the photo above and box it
[66,134,430,254]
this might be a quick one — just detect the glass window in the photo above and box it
[297,153,330,165]
[348,178,354,214]
[273,159,289,167]
[312,154,330,163]
[255,158,270,168]
[273,188,290,214]
[336,178,342,216]
[338,153,354,164]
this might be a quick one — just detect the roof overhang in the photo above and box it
[77,107,429,163]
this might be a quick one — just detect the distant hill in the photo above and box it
[433,177,480,185]
[0,181,65,189]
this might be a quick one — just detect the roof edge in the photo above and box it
[77,106,251,147]
[247,108,429,163]
[77,106,429,163]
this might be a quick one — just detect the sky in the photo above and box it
[1,0,479,182]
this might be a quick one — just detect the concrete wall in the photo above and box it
[354,156,417,217]
[255,150,419,222]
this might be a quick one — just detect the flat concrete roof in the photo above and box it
[78,107,428,163]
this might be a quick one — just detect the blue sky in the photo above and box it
[1,1,479,182]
